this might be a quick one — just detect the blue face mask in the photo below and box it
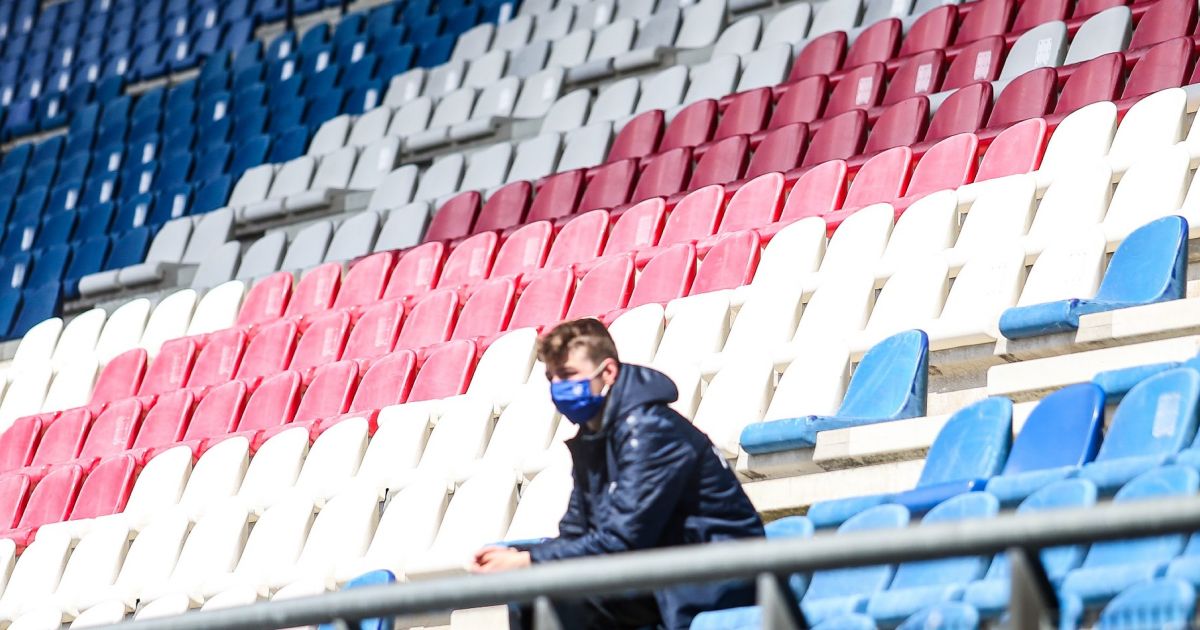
[550,364,610,425]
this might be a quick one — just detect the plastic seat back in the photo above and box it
[844,147,912,209]
[746,123,807,179]
[884,493,999,590]
[1093,215,1188,306]
[942,36,1004,90]
[631,148,691,202]
[397,290,459,349]
[988,68,1056,127]
[69,454,137,520]
[789,31,846,81]
[771,76,828,128]
[919,397,1012,487]
[30,409,92,468]
[607,110,663,162]
[691,232,760,296]
[661,100,716,152]
[779,160,849,223]
[926,82,991,142]
[291,311,351,372]
[691,136,749,188]
[1054,53,1123,115]
[491,222,551,279]
[78,399,144,461]
[1096,368,1200,464]
[905,134,979,199]
[236,371,301,433]
[424,192,479,243]
[385,242,444,300]
[627,244,696,310]
[295,361,358,425]
[1001,383,1105,476]
[976,118,1047,181]
[836,330,929,420]
[350,351,417,414]
[333,253,395,310]
[17,464,83,530]
[801,110,866,167]
[659,186,723,247]
[132,390,195,452]
[566,256,635,319]
[578,159,637,212]
[1080,466,1198,568]
[344,301,403,362]
[408,340,476,402]
[544,210,609,269]
[526,170,583,224]
[285,263,342,319]
[235,320,297,381]
[802,504,910,608]
[509,268,575,330]
[435,232,497,289]
[453,278,516,341]
[1129,0,1196,50]
[91,348,147,406]
[0,416,44,474]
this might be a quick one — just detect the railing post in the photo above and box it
[757,573,809,630]
[1006,547,1058,630]
[533,596,564,630]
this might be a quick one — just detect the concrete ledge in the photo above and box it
[743,460,925,518]
[987,335,1200,401]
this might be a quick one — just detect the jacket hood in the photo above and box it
[599,363,680,430]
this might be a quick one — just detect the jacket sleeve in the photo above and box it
[528,419,697,563]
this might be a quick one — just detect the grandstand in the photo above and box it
[0,0,1195,625]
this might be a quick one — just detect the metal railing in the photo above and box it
[106,495,1200,630]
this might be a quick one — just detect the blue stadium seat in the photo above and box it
[1077,368,1200,493]
[345,82,383,115]
[36,94,66,129]
[1,143,31,175]
[0,288,23,339]
[333,13,366,48]
[266,30,297,62]
[30,136,62,168]
[1000,216,1189,339]
[984,383,1105,504]
[4,99,36,139]
[366,3,400,38]
[0,253,31,289]
[221,19,255,54]
[962,479,1098,617]
[808,397,1012,528]
[231,40,264,73]
[302,66,340,98]
[10,282,60,338]
[378,45,415,80]
[268,126,310,162]
[229,134,270,179]
[28,244,69,287]
[865,493,999,624]
[36,211,76,249]
[417,34,455,67]
[149,185,190,225]
[316,570,397,630]
[689,516,815,630]
[802,505,910,625]
[193,145,231,182]
[896,602,980,630]
[1060,466,1198,609]
[114,195,154,232]
[305,89,344,127]
[233,107,268,138]
[75,203,115,241]
[299,23,330,56]
[740,331,929,454]
[94,74,123,102]
[1098,579,1195,630]
[63,235,110,299]
[192,175,232,214]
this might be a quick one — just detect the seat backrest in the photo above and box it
[69,453,137,520]
[17,463,82,529]
[626,244,696,310]
[988,67,1056,127]
[836,329,929,420]
[824,63,885,116]
[888,493,999,588]
[943,36,1004,90]
[746,122,808,179]
[779,160,848,223]
[658,185,723,247]
[453,278,516,341]
[606,110,662,163]
[408,340,477,403]
[1054,53,1123,115]
[1095,215,1188,305]
[920,397,1012,487]
[350,350,417,414]
[976,117,1047,181]
[235,319,297,380]
[954,0,1013,44]
[384,241,444,300]
[844,146,912,209]
[1001,382,1104,476]
[1065,6,1131,65]
[285,263,342,319]
[802,504,909,604]
[661,99,716,153]
[845,18,899,69]
[566,255,635,319]
[691,232,760,296]
[801,110,866,167]
[906,133,979,199]
[78,399,144,461]
[280,221,333,272]
[291,311,351,372]
[1081,465,1199,568]
[509,268,575,331]
[1096,368,1200,463]
[864,97,929,154]
[1128,0,1195,50]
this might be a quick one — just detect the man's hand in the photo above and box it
[471,547,532,573]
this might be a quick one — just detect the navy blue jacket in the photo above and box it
[528,364,765,629]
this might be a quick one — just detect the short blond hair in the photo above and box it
[537,318,619,370]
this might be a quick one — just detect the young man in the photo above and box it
[472,318,765,629]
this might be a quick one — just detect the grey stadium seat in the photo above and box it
[235,231,287,280]
[375,202,433,252]
[280,221,334,272]
[325,212,382,263]
[998,21,1068,81]
[367,165,420,214]
[1063,6,1131,65]
[507,132,563,182]
[413,153,466,203]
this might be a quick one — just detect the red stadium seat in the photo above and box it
[292,361,358,427]
[788,31,846,81]
[772,159,848,234]
[23,408,91,475]
[290,311,351,373]
[397,289,459,349]
[941,36,1004,90]
[408,340,476,402]
[186,329,247,390]
[424,192,480,243]
[1054,53,1123,115]
[128,390,194,463]
[608,110,664,162]
[285,263,342,320]
[770,76,828,128]
[631,148,691,202]
[0,475,29,531]
[865,97,930,154]
[527,170,584,223]
[544,210,609,270]
[988,67,1056,127]
[714,89,771,141]
[801,110,867,167]
[508,268,575,331]
[900,6,956,55]
[842,146,912,210]
[237,272,292,327]
[690,231,761,296]
[745,123,807,179]
[661,100,717,152]
[845,19,900,69]
[712,172,784,237]
[474,181,532,233]
[74,398,144,468]
[342,350,416,426]
[138,338,197,398]
[4,464,82,545]
[1012,0,1070,31]
[602,199,667,264]
[1129,0,1196,50]
[1124,37,1193,98]
[975,117,1047,181]
[882,51,945,106]
[226,370,301,449]
[825,63,885,116]
[174,380,246,455]
[578,159,637,212]
[954,0,1014,44]
[333,252,396,310]
[1073,0,1127,18]
[655,186,723,252]
[623,243,695,311]
[0,416,44,475]
[490,221,552,279]
[565,255,635,319]
[343,300,404,363]
[91,349,147,407]
[926,82,992,141]
[690,136,748,188]
[67,454,137,521]
[435,231,497,289]
[384,241,445,301]
[903,133,979,200]
[235,319,297,382]
[453,277,515,341]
